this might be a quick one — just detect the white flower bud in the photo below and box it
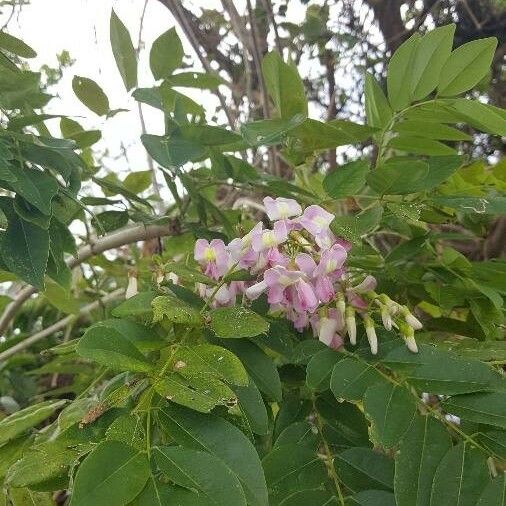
[405,313,423,330]
[363,316,378,355]
[381,305,393,331]
[405,335,418,353]
[345,306,356,345]
[400,306,422,329]
[125,272,138,299]
[399,322,418,353]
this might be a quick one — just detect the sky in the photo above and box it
[0,0,307,180]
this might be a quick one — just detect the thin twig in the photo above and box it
[136,0,162,203]
[0,220,180,336]
[160,0,236,129]
[0,289,125,362]
[260,0,282,55]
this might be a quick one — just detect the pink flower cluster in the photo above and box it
[193,197,421,354]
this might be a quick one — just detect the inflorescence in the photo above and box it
[192,197,421,354]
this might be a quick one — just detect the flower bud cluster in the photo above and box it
[193,197,420,354]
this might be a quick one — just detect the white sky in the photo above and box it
[0,0,308,179]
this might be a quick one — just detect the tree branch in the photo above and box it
[0,220,180,336]
[157,0,236,129]
[0,289,125,362]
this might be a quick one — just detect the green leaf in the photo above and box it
[77,325,152,373]
[154,374,238,414]
[315,394,371,448]
[387,33,420,111]
[170,344,248,386]
[364,72,392,129]
[288,118,360,152]
[137,478,204,506]
[72,76,109,116]
[334,447,394,493]
[158,403,268,506]
[278,489,336,505]
[442,392,506,429]
[393,121,471,141]
[430,442,489,506]
[8,165,59,216]
[110,9,137,91]
[209,306,269,338]
[92,210,129,233]
[306,348,343,391]
[363,383,416,448]
[241,116,304,147]
[0,201,49,290]
[166,71,225,89]
[164,262,216,286]
[70,441,150,506]
[330,206,383,244]
[383,345,503,395]
[151,295,202,326]
[410,24,455,101]
[123,170,152,193]
[0,400,66,445]
[0,437,30,481]
[0,31,36,58]
[350,490,396,506]
[262,51,307,119]
[8,489,53,506]
[111,291,156,317]
[414,155,463,191]
[141,133,206,168]
[477,474,506,506]
[388,135,456,156]
[154,445,247,506]
[232,377,269,436]
[222,340,282,402]
[438,37,498,97]
[95,318,163,352]
[330,357,386,402]
[42,278,79,314]
[394,416,452,506]
[478,430,506,460]
[273,421,319,450]
[6,437,91,488]
[433,196,506,215]
[323,160,370,199]
[262,444,327,503]
[150,27,184,80]
[179,124,242,147]
[449,99,506,136]
[106,414,145,451]
[367,158,429,195]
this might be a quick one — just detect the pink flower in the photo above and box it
[263,197,302,221]
[295,253,316,276]
[334,238,352,252]
[298,205,334,237]
[352,275,377,293]
[285,278,319,313]
[314,275,335,303]
[263,266,306,304]
[194,239,229,280]
[314,244,347,278]
[319,315,339,345]
[251,221,288,252]
[315,229,337,250]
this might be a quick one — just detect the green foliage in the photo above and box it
[0,20,504,506]
[72,75,110,116]
[110,10,137,92]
